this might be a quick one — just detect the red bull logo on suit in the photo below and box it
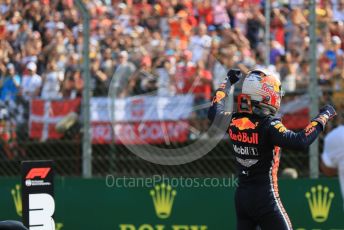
[230,118,257,131]
[229,130,259,144]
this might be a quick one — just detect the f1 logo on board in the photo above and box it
[25,167,52,187]
[26,168,51,179]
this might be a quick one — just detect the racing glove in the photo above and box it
[219,69,243,95]
[313,104,337,130]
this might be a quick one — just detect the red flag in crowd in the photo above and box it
[29,99,81,141]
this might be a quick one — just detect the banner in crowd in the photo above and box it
[0,178,342,229]
[90,95,193,144]
[92,121,189,144]
[29,96,193,144]
[90,95,194,122]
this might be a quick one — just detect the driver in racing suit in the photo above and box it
[208,69,337,230]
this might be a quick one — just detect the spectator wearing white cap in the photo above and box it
[117,3,130,28]
[20,62,42,101]
[332,35,343,55]
[324,36,344,70]
[320,114,344,209]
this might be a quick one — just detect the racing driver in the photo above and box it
[208,69,337,230]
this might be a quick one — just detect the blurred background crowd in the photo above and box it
[0,0,343,143]
[0,0,343,100]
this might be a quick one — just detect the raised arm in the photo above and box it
[208,69,242,121]
[268,105,337,150]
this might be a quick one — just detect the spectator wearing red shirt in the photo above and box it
[192,60,212,132]
[192,61,212,101]
[271,8,287,47]
[175,50,196,94]
[133,0,152,18]
[169,10,192,49]
[190,60,212,136]
[196,0,213,26]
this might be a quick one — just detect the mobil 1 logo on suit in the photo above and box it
[22,161,55,230]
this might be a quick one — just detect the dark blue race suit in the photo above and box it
[208,86,323,230]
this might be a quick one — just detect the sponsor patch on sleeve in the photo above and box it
[273,122,287,133]
[212,91,226,105]
[305,121,318,136]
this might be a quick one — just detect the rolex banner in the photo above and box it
[0,178,342,230]
[21,161,55,230]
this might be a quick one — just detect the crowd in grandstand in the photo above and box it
[0,0,343,142]
[0,0,343,100]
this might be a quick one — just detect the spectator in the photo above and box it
[320,113,344,209]
[332,0,344,22]
[246,6,265,49]
[189,23,212,63]
[285,8,308,51]
[123,16,144,36]
[65,54,80,74]
[0,63,21,102]
[169,10,192,49]
[20,62,42,101]
[296,60,310,89]
[324,36,344,70]
[192,61,212,101]
[137,56,157,95]
[6,11,21,36]
[270,40,285,65]
[0,40,13,65]
[155,57,175,96]
[100,48,116,79]
[270,8,287,47]
[61,69,83,99]
[232,5,247,34]
[333,54,344,89]
[208,40,226,90]
[116,3,130,28]
[318,55,332,85]
[190,60,212,135]
[41,61,62,100]
[175,50,195,94]
[112,51,136,98]
[0,0,11,16]
[90,59,108,96]
[212,0,230,28]
[196,0,213,26]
